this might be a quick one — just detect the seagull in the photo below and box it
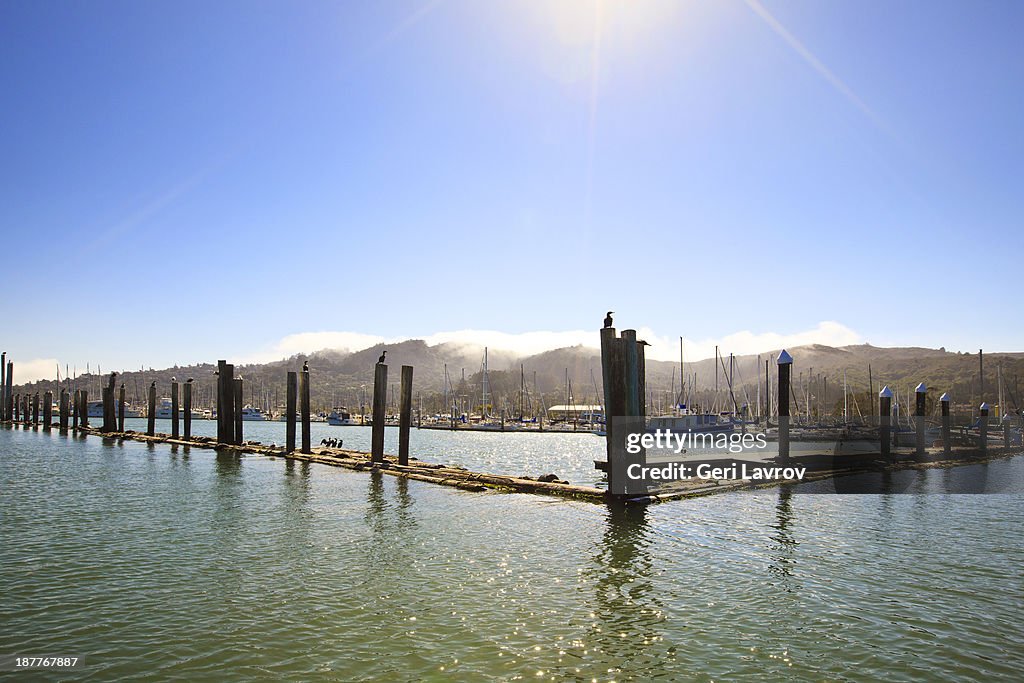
[171,376,176,382]
[604,311,614,328]
[377,350,387,365]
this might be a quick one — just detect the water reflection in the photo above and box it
[582,503,663,671]
[767,486,798,587]
[362,471,419,572]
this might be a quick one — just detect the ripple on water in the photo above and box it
[1,428,1023,681]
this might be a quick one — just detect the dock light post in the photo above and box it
[979,403,989,455]
[915,382,927,459]
[940,393,951,457]
[879,386,893,460]
[777,350,792,463]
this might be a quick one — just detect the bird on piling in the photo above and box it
[302,361,309,373]
[377,350,387,365]
[604,311,614,328]
[171,376,176,382]
[150,381,156,388]
[638,340,651,347]
[187,378,193,383]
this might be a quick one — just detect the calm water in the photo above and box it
[2,425,1023,681]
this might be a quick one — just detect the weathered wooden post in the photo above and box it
[636,339,647,419]
[940,392,951,457]
[32,393,40,427]
[914,382,927,459]
[217,362,235,445]
[0,352,5,421]
[1002,413,1011,449]
[778,350,793,462]
[398,365,413,466]
[233,377,243,445]
[101,386,113,432]
[4,360,12,422]
[879,386,892,460]
[216,361,226,442]
[59,389,69,431]
[72,389,80,431]
[300,366,311,454]
[118,383,126,432]
[183,380,192,440]
[80,389,88,428]
[43,391,52,430]
[599,327,618,464]
[171,379,180,439]
[13,392,19,423]
[621,330,640,417]
[371,361,387,464]
[286,371,297,453]
[979,403,989,454]
[147,382,156,436]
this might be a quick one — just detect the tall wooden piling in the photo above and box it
[4,361,12,422]
[286,371,297,453]
[43,391,52,430]
[80,390,88,428]
[399,365,413,466]
[171,380,180,439]
[32,393,40,427]
[0,352,6,420]
[300,367,311,454]
[72,389,80,430]
[1002,414,1011,449]
[914,382,927,459]
[636,340,647,418]
[777,350,792,462]
[147,383,156,436]
[599,327,618,462]
[940,392,951,457]
[233,377,243,445]
[183,380,192,440]
[216,361,227,442]
[979,403,989,454]
[879,386,892,460]
[103,373,116,432]
[371,362,387,464]
[118,383,126,432]
[218,362,235,445]
[621,329,640,417]
[59,389,68,431]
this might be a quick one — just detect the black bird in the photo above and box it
[638,340,651,347]
[302,360,309,373]
[171,376,176,382]
[377,350,387,365]
[187,378,193,383]
[604,311,614,328]
[150,381,156,388]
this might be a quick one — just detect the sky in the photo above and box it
[1,0,1022,381]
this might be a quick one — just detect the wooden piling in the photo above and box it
[0,352,5,421]
[147,383,156,436]
[233,377,243,445]
[940,392,951,457]
[183,380,192,440]
[300,367,311,454]
[216,361,227,442]
[80,390,88,428]
[1003,414,1011,449]
[371,362,387,464]
[32,393,39,427]
[914,382,927,459]
[218,362,235,445]
[4,360,12,422]
[636,339,647,418]
[118,383,126,432]
[59,389,69,431]
[101,386,112,432]
[979,403,989,454]
[43,391,52,430]
[13,392,19,423]
[103,373,116,432]
[73,389,80,431]
[286,371,297,453]
[599,327,618,462]
[777,350,792,462]
[879,386,892,459]
[399,365,413,466]
[171,380,180,439]
[621,329,640,417]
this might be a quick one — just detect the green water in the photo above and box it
[2,426,1023,681]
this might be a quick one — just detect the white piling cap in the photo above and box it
[879,386,893,398]
[980,402,990,411]
[1003,414,1012,422]
[939,392,950,402]
[777,349,793,365]
[915,382,927,393]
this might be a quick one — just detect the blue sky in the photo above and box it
[1,0,1022,380]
